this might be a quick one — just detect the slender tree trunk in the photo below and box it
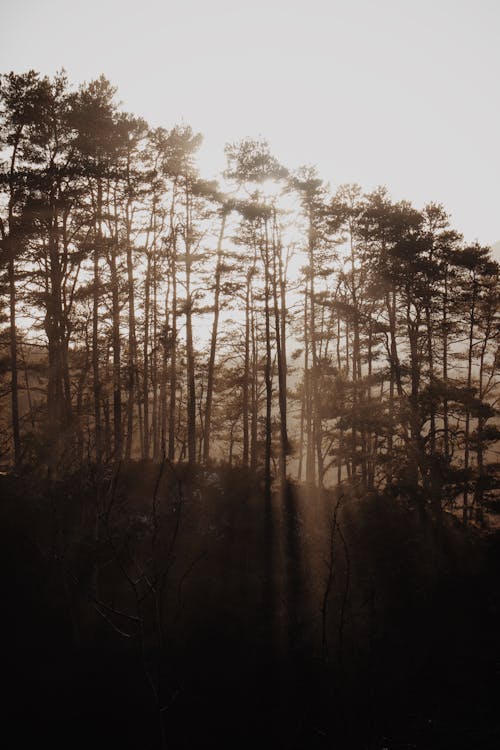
[442,266,450,458]
[271,211,288,484]
[308,210,323,487]
[367,318,375,490]
[463,277,477,524]
[425,303,436,455]
[263,219,273,503]
[46,186,75,468]
[109,237,122,459]
[250,288,258,471]
[386,287,404,483]
[425,290,442,518]
[406,296,424,497]
[242,269,251,467]
[337,315,343,484]
[160,276,170,458]
[184,184,196,467]
[75,332,90,461]
[152,238,160,461]
[19,339,34,430]
[3,133,22,464]
[304,282,315,484]
[344,319,352,480]
[8,246,21,464]
[474,322,490,511]
[349,229,366,486]
[93,180,103,461]
[125,202,139,460]
[204,212,227,463]
[168,247,178,462]
[143,253,151,459]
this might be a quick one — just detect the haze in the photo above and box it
[1,0,499,244]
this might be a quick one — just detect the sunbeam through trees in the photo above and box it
[1,70,500,750]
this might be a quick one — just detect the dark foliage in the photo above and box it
[1,464,499,748]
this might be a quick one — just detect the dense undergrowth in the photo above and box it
[2,462,500,749]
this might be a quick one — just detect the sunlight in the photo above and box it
[258,177,285,201]
[1,5,499,748]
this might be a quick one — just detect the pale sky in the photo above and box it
[2,0,499,245]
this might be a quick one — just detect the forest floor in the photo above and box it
[1,462,500,749]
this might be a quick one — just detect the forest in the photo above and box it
[1,70,500,749]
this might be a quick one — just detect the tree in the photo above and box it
[0,71,52,464]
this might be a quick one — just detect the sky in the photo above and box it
[1,0,499,246]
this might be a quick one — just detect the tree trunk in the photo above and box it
[125,204,139,460]
[263,219,273,503]
[184,184,196,467]
[307,209,323,487]
[152,237,160,461]
[463,276,477,524]
[2,131,22,465]
[271,210,288,484]
[168,247,178,462]
[242,268,251,467]
[250,287,258,471]
[109,236,122,460]
[8,246,21,464]
[160,275,171,458]
[204,212,227,463]
[143,253,151,459]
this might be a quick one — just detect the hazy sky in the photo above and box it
[2,0,499,244]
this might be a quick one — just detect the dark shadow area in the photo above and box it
[1,463,500,749]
